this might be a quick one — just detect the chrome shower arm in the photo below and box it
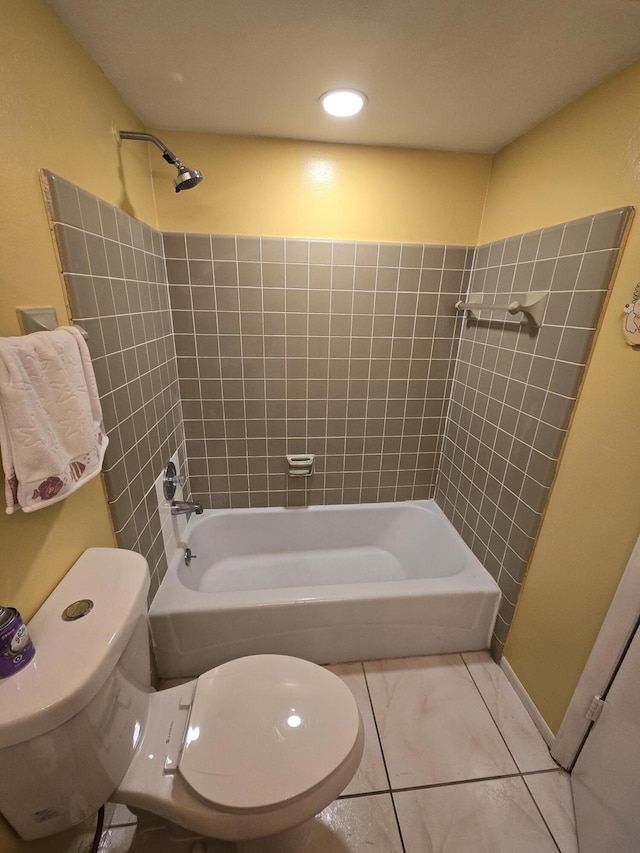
[118,129,203,192]
[118,130,184,169]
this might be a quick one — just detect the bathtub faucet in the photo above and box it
[170,500,203,516]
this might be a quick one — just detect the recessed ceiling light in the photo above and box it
[320,89,367,117]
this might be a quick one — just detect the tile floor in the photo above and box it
[98,652,578,853]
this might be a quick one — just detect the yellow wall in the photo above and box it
[151,130,492,245]
[481,59,640,732]
[5,9,639,853]
[0,2,157,850]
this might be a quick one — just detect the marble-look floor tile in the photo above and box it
[109,823,234,853]
[524,771,579,853]
[106,803,137,826]
[364,655,517,786]
[462,651,557,772]
[103,803,117,829]
[309,793,404,852]
[101,810,234,853]
[326,662,388,795]
[51,813,105,853]
[395,777,559,853]
[97,797,402,853]
[98,825,138,853]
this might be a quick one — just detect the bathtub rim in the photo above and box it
[150,499,500,614]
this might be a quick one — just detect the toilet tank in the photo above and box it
[0,548,151,840]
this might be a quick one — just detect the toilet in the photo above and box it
[0,549,363,851]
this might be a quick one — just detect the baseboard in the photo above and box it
[500,656,555,747]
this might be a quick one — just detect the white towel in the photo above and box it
[0,326,108,513]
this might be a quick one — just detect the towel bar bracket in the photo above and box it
[17,306,88,340]
[455,290,549,327]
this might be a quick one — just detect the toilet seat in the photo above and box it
[179,654,361,812]
[114,655,364,842]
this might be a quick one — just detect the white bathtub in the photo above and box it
[149,499,500,679]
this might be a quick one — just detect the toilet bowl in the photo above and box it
[115,654,364,848]
[0,549,363,852]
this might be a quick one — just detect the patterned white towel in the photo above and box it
[0,326,108,513]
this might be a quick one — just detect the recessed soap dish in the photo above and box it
[286,454,315,477]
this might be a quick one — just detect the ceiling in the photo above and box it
[49,0,640,154]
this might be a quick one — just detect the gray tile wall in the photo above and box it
[42,171,188,597]
[40,171,631,655]
[163,233,473,508]
[436,207,632,657]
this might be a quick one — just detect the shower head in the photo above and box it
[174,166,203,193]
[118,131,203,192]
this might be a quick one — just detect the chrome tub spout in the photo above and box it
[170,500,203,516]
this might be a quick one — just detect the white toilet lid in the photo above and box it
[178,655,361,811]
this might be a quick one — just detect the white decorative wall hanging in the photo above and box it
[623,283,640,346]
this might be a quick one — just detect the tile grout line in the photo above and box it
[360,661,408,853]
[522,774,564,853]
[337,768,567,804]
[460,655,564,852]
[461,653,546,775]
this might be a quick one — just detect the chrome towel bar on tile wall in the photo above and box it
[17,307,89,340]
[455,290,549,327]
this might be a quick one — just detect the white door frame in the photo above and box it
[552,531,640,768]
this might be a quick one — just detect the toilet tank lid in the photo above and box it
[0,548,149,749]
